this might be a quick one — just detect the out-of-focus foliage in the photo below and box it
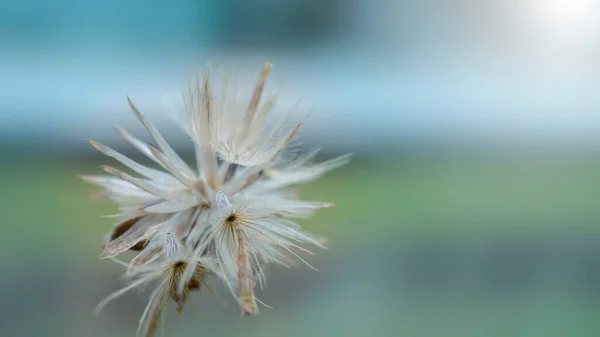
[4,153,600,336]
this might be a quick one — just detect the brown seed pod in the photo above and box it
[109,216,148,251]
[168,262,206,313]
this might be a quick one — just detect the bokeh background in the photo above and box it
[3,1,600,336]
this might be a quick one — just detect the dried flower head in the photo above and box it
[82,63,350,336]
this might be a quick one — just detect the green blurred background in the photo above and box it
[3,1,600,336]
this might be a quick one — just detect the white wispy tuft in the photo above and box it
[83,63,349,336]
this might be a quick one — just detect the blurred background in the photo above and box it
[2,0,600,336]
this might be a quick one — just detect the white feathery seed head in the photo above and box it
[83,63,350,336]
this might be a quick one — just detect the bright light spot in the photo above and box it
[525,0,600,44]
